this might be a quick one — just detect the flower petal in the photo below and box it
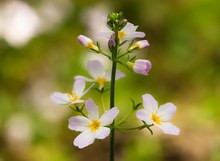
[73,130,95,149]
[157,103,177,121]
[142,94,158,113]
[94,127,110,139]
[74,75,95,82]
[156,122,180,135]
[88,60,105,79]
[68,116,91,132]
[105,70,125,81]
[72,78,85,97]
[100,107,119,126]
[136,109,153,125]
[85,99,99,120]
[50,92,70,104]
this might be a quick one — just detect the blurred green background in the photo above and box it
[0,0,220,161]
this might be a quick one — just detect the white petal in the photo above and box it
[129,32,145,39]
[123,22,137,33]
[82,83,95,96]
[100,107,119,126]
[70,99,84,104]
[157,103,177,121]
[85,99,99,120]
[136,109,153,125]
[94,127,110,139]
[97,31,113,38]
[87,60,105,79]
[50,92,70,105]
[68,116,91,132]
[106,70,125,81]
[74,75,95,82]
[73,130,95,149]
[72,78,85,97]
[157,122,180,135]
[142,94,158,113]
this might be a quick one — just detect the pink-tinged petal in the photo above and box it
[156,122,180,135]
[73,130,95,149]
[94,127,110,139]
[100,107,119,126]
[133,59,152,75]
[85,99,99,120]
[74,75,95,82]
[88,60,105,79]
[142,94,158,113]
[68,116,91,132]
[136,109,153,125]
[72,78,85,97]
[158,103,177,121]
[105,70,125,81]
[50,92,70,105]
[78,35,92,46]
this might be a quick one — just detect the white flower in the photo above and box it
[75,60,125,89]
[128,40,150,51]
[50,79,94,105]
[136,94,180,135]
[78,35,99,51]
[68,99,119,148]
[99,22,145,42]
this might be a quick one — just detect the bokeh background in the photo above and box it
[0,0,220,161]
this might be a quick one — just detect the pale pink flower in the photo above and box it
[127,59,152,75]
[68,99,119,148]
[136,94,180,135]
[75,60,125,89]
[78,35,98,51]
[50,79,94,105]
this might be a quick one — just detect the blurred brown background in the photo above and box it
[0,0,220,161]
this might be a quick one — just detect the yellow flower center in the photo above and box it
[118,31,126,40]
[87,42,97,50]
[68,92,79,103]
[151,113,161,125]
[89,119,101,132]
[96,77,106,87]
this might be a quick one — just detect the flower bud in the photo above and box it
[129,40,150,51]
[78,35,98,51]
[127,59,151,75]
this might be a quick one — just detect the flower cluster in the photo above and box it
[51,12,180,151]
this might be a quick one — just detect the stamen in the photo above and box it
[151,113,161,125]
[89,119,101,132]
[68,92,79,103]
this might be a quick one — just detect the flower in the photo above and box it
[99,22,145,42]
[136,94,180,135]
[127,59,152,75]
[128,40,150,51]
[118,22,145,41]
[78,35,99,51]
[50,79,94,105]
[68,99,119,148]
[75,60,125,90]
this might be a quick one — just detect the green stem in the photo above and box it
[115,124,153,134]
[116,110,134,127]
[109,30,119,161]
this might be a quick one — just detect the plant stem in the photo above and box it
[109,30,119,161]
